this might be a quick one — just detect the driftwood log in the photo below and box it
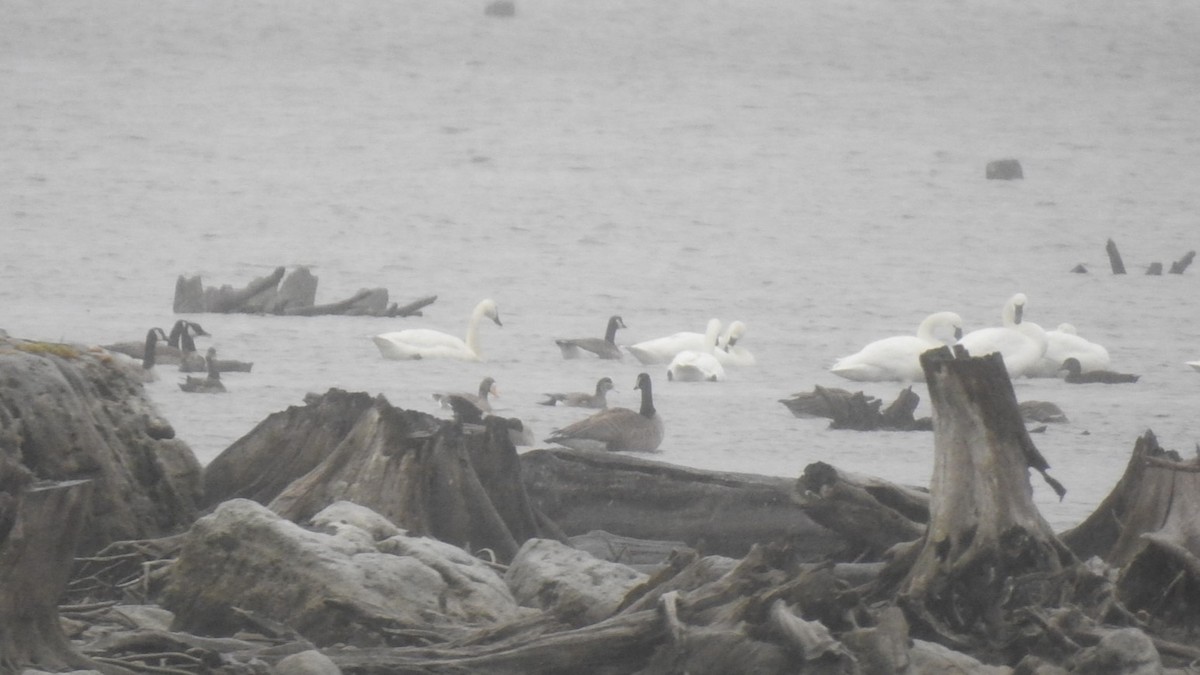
[521,448,841,559]
[793,461,929,558]
[1107,238,1127,274]
[173,266,436,317]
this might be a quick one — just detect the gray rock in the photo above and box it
[274,650,341,675]
[504,538,647,625]
[1072,628,1163,675]
[160,499,522,646]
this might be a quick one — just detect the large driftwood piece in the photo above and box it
[1106,238,1126,274]
[520,447,841,559]
[779,385,931,431]
[885,348,1075,646]
[793,461,928,558]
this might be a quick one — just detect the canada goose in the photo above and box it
[101,319,203,365]
[831,311,964,382]
[433,377,498,414]
[118,327,168,382]
[1060,357,1139,384]
[959,293,1048,378]
[667,319,725,382]
[177,323,252,373]
[538,377,614,408]
[555,315,626,360]
[179,348,227,393]
[373,299,502,361]
[544,372,663,452]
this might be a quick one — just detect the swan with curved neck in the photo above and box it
[555,315,626,360]
[714,320,756,366]
[544,372,663,452]
[627,318,723,365]
[831,311,963,382]
[667,318,726,382]
[373,299,502,361]
[959,293,1048,378]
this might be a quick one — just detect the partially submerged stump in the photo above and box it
[173,266,436,317]
[1107,238,1127,274]
[985,158,1023,180]
[1169,250,1194,274]
[878,347,1074,649]
[779,385,931,431]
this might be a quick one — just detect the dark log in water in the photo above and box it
[1169,250,1195,274]
[1106,238,1127,274]
[779,385,931,431]
[172,266,435,317]
[985,158,1023,180]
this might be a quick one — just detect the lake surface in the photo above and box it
[4,0,1199,531]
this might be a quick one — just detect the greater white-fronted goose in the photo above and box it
[538,377,614,408]
[555,315,626,360]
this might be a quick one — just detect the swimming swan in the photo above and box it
[830,311,964,382]
[538,377,615,408]
[627,319,723,365]
[714,321,756,367]
[958,293,1048,378]
[555,315,626,360]
[667,318,726,382]
[372,299,502,361]
[545,372,663,452]
[1025,323,1111,378]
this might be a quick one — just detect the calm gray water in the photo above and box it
[4,0,1199,531]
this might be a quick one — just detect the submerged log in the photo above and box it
[521,448,842,559]
[779,385,931,431]
[985,158,1023,180]
[879,347,1075,647]
[173,266,435,317]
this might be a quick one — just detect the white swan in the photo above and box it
[667,318,726,382]
[1025,323,1112,377]
[830,311,964,382]
[372,299,502,361]
[627,319,723,365]
[958,293,1048,378]
[714,320,756,367]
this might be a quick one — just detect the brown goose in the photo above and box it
[538,377,615,409]
[544,373,663,452]
[555,315,626,360]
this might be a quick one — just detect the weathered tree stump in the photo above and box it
[1106,238,1126,274]
[1146,262,1163,275]
[880,347,1074,648]
[985,159,1023,180]
[0,479,112,674]
[780,385,930,431]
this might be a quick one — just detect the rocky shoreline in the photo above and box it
[1,333,1198,674]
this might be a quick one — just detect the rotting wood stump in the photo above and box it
[876,346,1075,650]
[0,479,124,675]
